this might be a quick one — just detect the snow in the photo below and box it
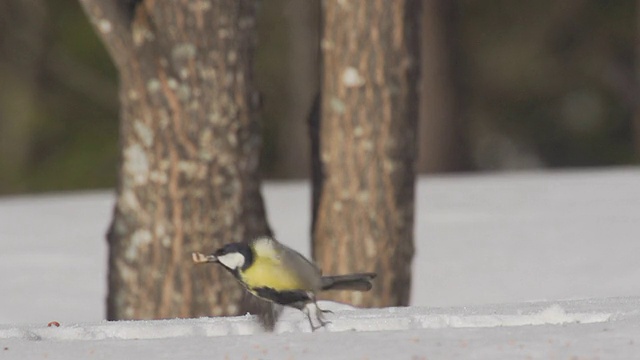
[1,168,640,358]
[0,299,638,359]
[2,301,611,342]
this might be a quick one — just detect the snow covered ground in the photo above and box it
[1,168,640,358]
[1,298,639,359]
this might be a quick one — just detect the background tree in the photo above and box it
[254,0,319,178]
[277,0,320,178]
[1,1,638,196]
[79,0,271,319]
[0,0,46,192]
[417,0,471,173]
[636,0,640,157]
[312,0,421,307]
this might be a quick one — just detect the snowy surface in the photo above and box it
[1,168,640,358]
[0,298,639,359]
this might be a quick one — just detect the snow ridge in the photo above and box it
[0,303,612,342]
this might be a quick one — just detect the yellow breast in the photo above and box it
[240,254,306,291]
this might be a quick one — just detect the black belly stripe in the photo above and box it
[251,287,312,307]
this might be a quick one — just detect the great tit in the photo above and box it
[192,236,377,330]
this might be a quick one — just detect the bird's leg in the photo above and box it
[302,304,331,331]
[314,305,331,327]
[308,291,333,315]
[302,306,320,331]
[317,305,334,315]
[304,292,332,331]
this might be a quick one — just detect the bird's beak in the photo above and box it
[192,252,218,264]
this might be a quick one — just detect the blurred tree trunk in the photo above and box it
[312,0,420,307]
[276,0,320,177]
[0,0,46,192]
[417,0,471,173]
[636,0,640,158]
[255,0,319,178]
[79,0,271,320]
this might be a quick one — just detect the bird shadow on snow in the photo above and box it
[0,299,615,342]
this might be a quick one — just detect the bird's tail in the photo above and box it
[320,273,377,292]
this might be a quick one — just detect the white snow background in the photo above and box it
[1,168,640,359]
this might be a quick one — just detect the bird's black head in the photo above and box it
[212,242,253,272]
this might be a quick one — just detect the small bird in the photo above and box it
[192,236,377,330]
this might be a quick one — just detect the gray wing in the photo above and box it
[256,236,323,291]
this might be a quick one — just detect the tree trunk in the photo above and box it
[417,0,471,173]
[312,0,420,307]
[276,0,320,178]
[0,0,46,192]
[635,0,640,158]
[79,0,270,320]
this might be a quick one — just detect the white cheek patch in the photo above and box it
[216,252,245,270]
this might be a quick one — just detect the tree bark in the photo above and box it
[276,0,320,178]
[0,0,46,192]
[417,0,471,173]
[635,0,640,158]
[79,0,271,320]
[312,0,420,307]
